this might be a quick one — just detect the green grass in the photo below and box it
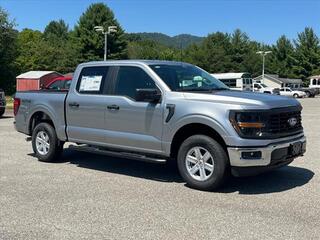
[5,96,13,109]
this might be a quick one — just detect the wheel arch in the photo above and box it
[28,110,56,135]
[170,123,228,159]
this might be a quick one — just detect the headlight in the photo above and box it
[229,111,267,138]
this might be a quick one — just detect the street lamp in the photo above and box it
[94,25,118,61]
[256,51,272,80]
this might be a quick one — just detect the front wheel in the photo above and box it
[177,135,229,191]
[305,91,311,98]
[32,122,63,162]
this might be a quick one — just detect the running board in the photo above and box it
[68,144,167,164]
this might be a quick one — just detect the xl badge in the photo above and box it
[288,117,297,127]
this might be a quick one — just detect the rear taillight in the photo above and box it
[14,98,21,116]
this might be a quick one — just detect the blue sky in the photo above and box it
[1,0,319,44]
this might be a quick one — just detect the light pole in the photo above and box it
[94,25,118,61]
[256,51,272,80]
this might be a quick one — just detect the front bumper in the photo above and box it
[227,135,306,168]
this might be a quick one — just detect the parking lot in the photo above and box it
[0,97,319,240]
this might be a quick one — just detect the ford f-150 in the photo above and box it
[14,60,306,190]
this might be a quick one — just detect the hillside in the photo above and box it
[125,32,204,48]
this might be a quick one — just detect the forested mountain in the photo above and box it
[125,32,204,48]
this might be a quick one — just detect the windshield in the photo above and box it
[260,83,268,88]
[149,64,229,91]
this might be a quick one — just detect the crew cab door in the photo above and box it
[103,65,164,154]
[66,66,112,143]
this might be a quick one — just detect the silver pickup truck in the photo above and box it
[14,60,306,190]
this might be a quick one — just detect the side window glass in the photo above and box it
[64,80,72,89]
[77,66,109,94]
[229,79,236,87]
[48,80,62,90]
[114,66,157,100]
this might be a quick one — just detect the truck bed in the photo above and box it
[14,90,68,141]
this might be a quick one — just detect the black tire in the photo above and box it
[0,108,5,117]
[177,135,228,191]
[305,91,311,98]
[32,122,63,162]
[293,93,299,98]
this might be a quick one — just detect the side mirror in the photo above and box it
[136,88,161,103]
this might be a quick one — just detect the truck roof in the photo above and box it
[79,60,192,66]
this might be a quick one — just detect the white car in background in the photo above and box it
[253,82,278,94]
[279,87,306,98]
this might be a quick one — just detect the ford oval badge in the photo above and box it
[288,117,297,127]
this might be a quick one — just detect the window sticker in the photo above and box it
[79,75,102,91]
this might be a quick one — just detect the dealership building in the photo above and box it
[254,74,303,88]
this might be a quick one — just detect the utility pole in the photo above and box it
[94,25,118,61]
[256,51,272,81]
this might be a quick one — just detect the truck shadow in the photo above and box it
[61,149,183,183]
[0,116,13,119]
[219,166,314,194]
[29,149,314,194]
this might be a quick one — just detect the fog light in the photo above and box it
[241,151,262,160]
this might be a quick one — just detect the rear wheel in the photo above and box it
[0,108,5,117]
[32,122,63,162]
[177,135,228,191]
[293,93,299,98]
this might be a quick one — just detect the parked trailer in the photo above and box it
[210,73,252,91]
[308,75,320,95]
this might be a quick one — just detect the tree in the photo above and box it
[185,32,233,73]
[229,29,250,72]
[269,35,296,78]
[127,39,180,60]
[42,20,80,73]
[43,19,69,42]
[0,7,18,94]
[15,29,44,72]
[74,3,127,61]
[16,27,79,74]
[294,27,320,80]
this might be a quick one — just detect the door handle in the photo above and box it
[69,102,79,108]
[107,104,120,110]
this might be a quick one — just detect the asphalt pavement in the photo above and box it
[0,98,319,240]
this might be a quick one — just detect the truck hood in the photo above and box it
[183,90,300,109]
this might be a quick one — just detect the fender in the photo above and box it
[27,104,67,141]
[162,114,232,155]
